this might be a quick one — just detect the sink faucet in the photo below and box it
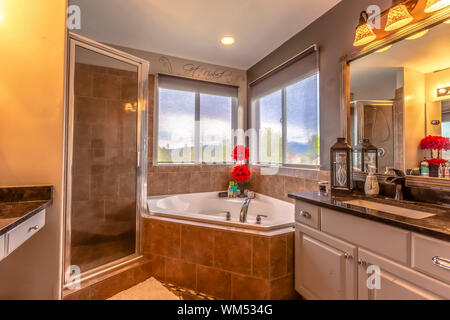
[385,169,406,200]
[240,199,251,223]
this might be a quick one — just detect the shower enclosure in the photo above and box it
[64,33,148,287]
[350,100,395,173]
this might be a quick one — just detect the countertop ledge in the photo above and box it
[289,191,450,242]
[0,185,53,236]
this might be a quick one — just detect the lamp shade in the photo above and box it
[424,0,450,13]
[354,23,377,46]
[353,11,377,47]
[385,4,414,31]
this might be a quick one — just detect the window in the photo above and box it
[156,75,238,164]
[443,110,450,161]
[250,47,320,167]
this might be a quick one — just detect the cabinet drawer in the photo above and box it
[411,233,450,284]
[295,200,320,229]
[6,209,45,255]
[321,208,410,265]
[0,234,4,262]
[359,248,450,299]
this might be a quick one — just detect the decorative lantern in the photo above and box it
[353,139,378,173]
[330,138,353,192]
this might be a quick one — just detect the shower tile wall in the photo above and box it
[71,62,138,272]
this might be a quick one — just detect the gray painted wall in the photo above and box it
[247,0,392,169]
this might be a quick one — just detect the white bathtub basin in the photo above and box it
[146,192,294,231]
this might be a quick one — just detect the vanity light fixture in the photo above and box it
[424,0,450,13]
[221,36,235,46]
[406,28,429,39]
[437,86,450,97]
[375,44,393,52]
[353,11,377,46]
[385,1,415,31]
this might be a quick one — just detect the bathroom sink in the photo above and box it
[342,199,436,220]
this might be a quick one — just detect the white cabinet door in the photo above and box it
[358,248,449,300]
[295,223,357,300]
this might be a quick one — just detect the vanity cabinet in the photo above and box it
[295,223,356,300]
[294,200,450,300]
[0,234,4,262]
[2,209,46,259]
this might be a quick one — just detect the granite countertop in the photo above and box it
[0,186,53,236]
[288,191,450,241]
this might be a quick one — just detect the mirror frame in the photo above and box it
[340,7,450,188]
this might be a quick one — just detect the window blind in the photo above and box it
[249,45,319,101]
[158,74,238,98]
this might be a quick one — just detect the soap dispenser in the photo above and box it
[365,165,379,196]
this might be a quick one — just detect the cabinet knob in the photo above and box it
[29,225,39,231]
[300,211,311,219]
[344,253,353,260]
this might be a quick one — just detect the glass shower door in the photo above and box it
[65,34,148,285]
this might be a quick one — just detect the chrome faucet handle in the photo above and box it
[256,214,268,224]
[225,211,231,221]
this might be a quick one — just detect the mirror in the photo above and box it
[349,21,450,177]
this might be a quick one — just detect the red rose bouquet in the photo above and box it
[232,165,251,182]
[232,145,250,161]
[426,158,448,166]
[420,136,450,151]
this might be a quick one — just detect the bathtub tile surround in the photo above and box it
[248,165,330,203]
[142,218,297,300]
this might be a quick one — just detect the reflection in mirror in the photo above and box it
[442,99,450,161]
[349,21,450,177]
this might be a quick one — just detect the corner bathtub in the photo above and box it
[146,192,294,231]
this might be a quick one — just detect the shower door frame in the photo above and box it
[63,32,149,289]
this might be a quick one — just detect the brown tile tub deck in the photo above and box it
[143,216,298,300]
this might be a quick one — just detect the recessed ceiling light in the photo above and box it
[406,29,429,40]
[221,36,235,45]
[375,45,393,53]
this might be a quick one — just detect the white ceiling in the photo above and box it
[69,0,341,69]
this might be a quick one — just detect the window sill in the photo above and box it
[250,163,321,171]
[153,163,234,167]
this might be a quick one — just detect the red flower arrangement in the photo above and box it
[232,145,250,161]
[232,165,251,182]
[426,158,448,166]
[420,135,450,151]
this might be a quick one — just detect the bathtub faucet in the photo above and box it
[239,199,251,223]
